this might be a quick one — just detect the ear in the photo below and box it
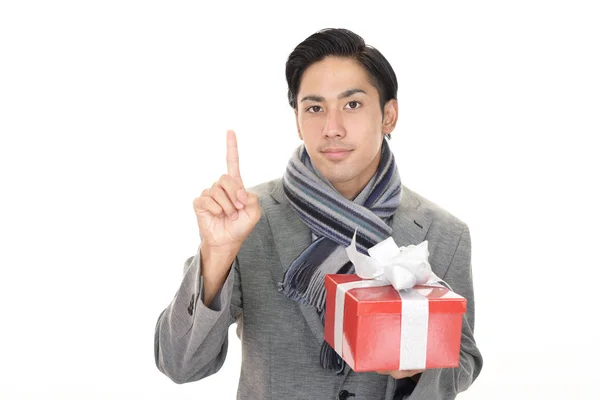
[294,109,303,140]
[382,99,398,135]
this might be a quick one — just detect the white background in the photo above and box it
[1,1,599,399]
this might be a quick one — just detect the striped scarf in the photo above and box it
[280,139,402,374]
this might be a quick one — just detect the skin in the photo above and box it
[194,55,420,381]
[294,56,398,200]
[193,130,261,307]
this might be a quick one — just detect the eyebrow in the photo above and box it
[300,88,367,103]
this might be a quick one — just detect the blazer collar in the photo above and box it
[264,178,432,345]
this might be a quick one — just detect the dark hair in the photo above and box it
[285,28,398,116]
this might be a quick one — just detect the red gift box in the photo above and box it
[324,274,466,372]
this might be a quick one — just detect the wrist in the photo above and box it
[200,242,239,264]
[200,243,238,280]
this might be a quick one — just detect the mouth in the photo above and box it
[321,148,353,161]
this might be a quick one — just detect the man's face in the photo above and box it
[295,56,397,199]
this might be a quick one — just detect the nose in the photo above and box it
[323,109,346,139]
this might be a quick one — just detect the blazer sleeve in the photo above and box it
[154,248,243,384]
[402,225,483,399]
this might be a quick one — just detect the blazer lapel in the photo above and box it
[263,181,312,283]
[264,180,433,347]
[264,181,325,345]
[390,186,432,248]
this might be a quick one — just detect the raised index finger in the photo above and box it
[226,130,242,181]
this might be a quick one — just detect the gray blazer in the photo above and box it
[154,178,483,399]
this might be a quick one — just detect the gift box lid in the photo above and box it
[325,274,467,315]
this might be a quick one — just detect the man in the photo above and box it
[154,28,482,399]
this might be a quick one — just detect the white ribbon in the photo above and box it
[346,230,436,289]
[334,279,390,363]
[333,231,441,370]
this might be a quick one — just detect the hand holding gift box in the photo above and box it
[323,231,467,372]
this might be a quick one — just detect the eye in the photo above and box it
[345,101,362,109]
[306,105,323,113]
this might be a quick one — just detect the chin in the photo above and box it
[322,169,356,185]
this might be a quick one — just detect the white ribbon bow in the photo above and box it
[345,230,435,291]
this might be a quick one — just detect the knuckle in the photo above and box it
[220,174,230,182]
[219,176,232,189]
[220,198,234,209]
[193,198,206,212]
[214,193,231,207]
[211,203,223,214]
[212,186,224,196]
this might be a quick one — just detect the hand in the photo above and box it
[193,130,261,257]
[376,369,425,381]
